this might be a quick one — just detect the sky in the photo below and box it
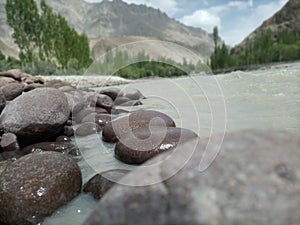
[84,0,289,46]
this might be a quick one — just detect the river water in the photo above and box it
[43,62,300,225]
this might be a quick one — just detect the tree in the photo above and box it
[5,0,92,70]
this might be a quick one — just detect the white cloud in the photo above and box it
[180,10,221,33]
[179,0,288,46]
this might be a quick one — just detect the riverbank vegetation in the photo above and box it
[87,49,208,79]
[210,26,300,72]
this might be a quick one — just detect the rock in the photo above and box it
[0,91,6,114]
[73,108,95,123]
[0,150,24,161]
[119,100,142,107]
[75,122,101,137]
[0,133,20,152]
[0,69,22,81]
[121,88,145,100]
[0,83,23,101]
[45,79,70,88]
[115,127,198,164]
[0,151,82,225]
[84,130,300,225]
[22,141,79,156]
[56,135,71,143]
[0,77,16,84]
[59,85,76,92]
[0,161,10,175]
[64,126,75,137]
[111,108,130,115]
[102,110,176,143]
[64,92,86,115]
[95,94,114,112]
[94,107,109,114]
[114,96,131,105]
[100,87,122,100]
[0,88,70,146]
[23,83,44,92]
[81,113,113,128]
[83,169,130,200]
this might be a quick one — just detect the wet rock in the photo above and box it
[84,130,300,225]
[0,151,82,225]
[114,96,131,105]
[0,88,70,146]
[0,83,23,101]
[0,91,6,114]
[0,69,22,81]
[100,87,121,100]
[64,126,74,137]
[81,113,113,128]
[0,133,20,152]
[22,141,78,155]
[121,88,145,100]
[73,108,95,123]
[95,94,114,112]
[94,107,109,114]
[64,92,86,115]
[115,127,198,164]
[119,100,142,107]
[102,110,176,143]
[83,169,130,200]
[111,108,130,115]
[0,150,24,161]
[75,123,101,137]
[56,135,71,143]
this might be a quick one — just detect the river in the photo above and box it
[43,61,300,225]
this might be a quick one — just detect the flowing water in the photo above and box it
[43,62,300,225]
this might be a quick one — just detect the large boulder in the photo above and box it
[102,110,176,143]
[84,130,300,225]
[0,88,70,146]
[0,151,82,225]
[115,127,198,164]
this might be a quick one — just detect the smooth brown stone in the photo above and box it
[83,169,130,200]
[102,110,176,143]
[75,123,101,137]
[115,127,198,164]
[0,152,82,225]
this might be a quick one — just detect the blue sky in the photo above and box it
[84,0,289,46]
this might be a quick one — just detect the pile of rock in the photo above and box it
[1,69,198,225]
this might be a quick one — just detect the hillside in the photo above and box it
[232,0,300,53]
[0,0,214,62]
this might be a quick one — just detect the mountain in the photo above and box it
[232,0,300,53]
[0,0,214,63]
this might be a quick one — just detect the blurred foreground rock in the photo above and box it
[84,130,300,225]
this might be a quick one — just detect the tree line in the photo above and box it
[87,48,208,79]
[210,26,300,71]
[2,0,92,74]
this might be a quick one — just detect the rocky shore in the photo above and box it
[0,69,299,225]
